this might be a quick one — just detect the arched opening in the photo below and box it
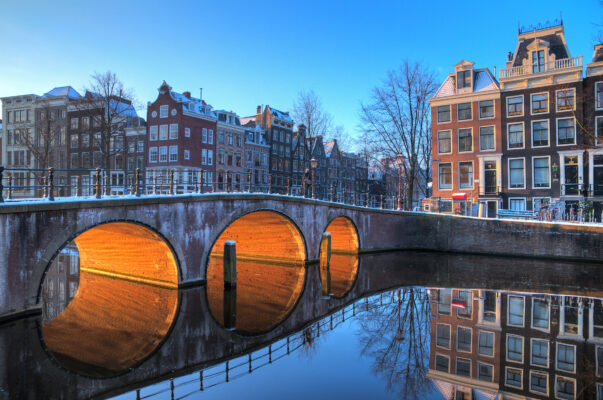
[40,222,179,378]
[206,210,306,335]
[320,217,359,298]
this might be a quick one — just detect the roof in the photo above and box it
[513,33,569,67]
[593,44,603,63]
[43,86,81,99]
[240,116,256,126]
[432,68,499,99]
[269,106,293,123]
[324,141,336,157]
[158,81,216,119]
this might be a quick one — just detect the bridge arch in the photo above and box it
[38,221,180,377]
[205,209,307,335]
[323,215,360,254]
[320,216,360,298]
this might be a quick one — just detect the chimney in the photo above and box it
[199,88,203,100]
[298,124,307,136]
[183,91,191,99]
[257,105,261,114]
[508,51,513,62]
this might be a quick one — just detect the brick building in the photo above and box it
[241,118,269,192]
[584,43,603,219]
[429,61,501,216]
[146,82,216,192]
[215,110,245,191]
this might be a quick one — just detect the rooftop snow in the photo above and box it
[432,68,499,99]
[43,86,81,99]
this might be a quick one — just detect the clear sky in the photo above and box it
[1,0,601,149]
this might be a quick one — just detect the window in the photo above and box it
[228,132,233,145]
[128,142,135,153]
[169,124,178,139]
[70,134,79,149]
[530,371,548,394]
[509,158,525,189]
[457,327,472,352]
[556,343,575,372]
[185,128,190,138]
[458,128,472,152]
[598,346,603,377]
[507,335,523,363]
[479,100,494,118]
[557,118,576,145]
[456,290,472,318]
[478,331,494,356]
[437,131,451,153]
[532,50,545,73]
[531,93,548,114]
[437,289,451,314]
[159,125,168,140]
[509,198,526,211]
[438,163,452,190]
[532,298,550,330]
[457,70,471,89]
[532,120,549,147]
[507,96,523,116]
[159,146,168,162]
[479,126,495,151]
[457,162,473,189]
[531,339,548,367]
[556,89,575,111]
[478,363,493,382]
[436,324,450,348]
[70,117,79,129]
[70,153,79,168]
[207,150,213,166]
[596,82,603,110]
[218,129,224,144]
[201,149,207,165]
[508,123,524,149]
[555,376,575,400]
[596,116,603,145]
[533,157,550,188]
[184,150,190,160]
[208,129,214,144]
[455,358,471,377]
[435,355,449,372]
[169,146,178,162]
[202,128,208,143]
[457,103,472,120]
[437,105,451,123]
[508,296,525,326]
[137,141,144,153]
[505,367,522,388]
[159,105,168,118]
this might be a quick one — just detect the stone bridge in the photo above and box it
[1,193,602,320]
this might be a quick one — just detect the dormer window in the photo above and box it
[457,70,471,89]
[532,50,545,73]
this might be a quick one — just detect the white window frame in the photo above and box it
[435,323,451,349]
[507,122,525,150]
[168,145,178,162]
[477,361,494,382]
[531,297,551,332]
[159,146,168,162]
[530,91,549,115]
[201,149,207,165]
[184,149,190,160]
[597,345,603,377]
[438,162,453,191]
[508,197,527,211]
[597,382,603,400]
[531,119,550,148]
[554,375,576,400]
[532,155,551,189]
[185,127,190,138]
[159,124,168,140]
[506,95,524,118]
[149,125,158,141]
[556,117,577,146]
[555,88,576,113]
[507,157,526,190]
[455,357,472,377]
[555,342,577,373]
[529,370,549,396]
[505,366,523,389]
[436,105,451,124]
[530,338,549,368]
[478,99,495,120]
[477,330,495,357]
[159,105,168,118]
[434,353,450,373]
[458,161,474,190]
[508,295,525,327]
[596,116,603,146]
[479,125,496,152]
[202,128,207,143]
[457,102,473,122]
[506,334,524,364]
[458,127,473,153]
[169,123,178,140]
[437,130,452,154]
[149,147,158,163]
[456,326,472,353]
[208,149,213,166]
[596,82,603,111]
[533,197,552,211]
[208,129,214,144]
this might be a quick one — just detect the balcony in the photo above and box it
[561,183,586,197]
[499,57,582,80]
[479,185,501,197]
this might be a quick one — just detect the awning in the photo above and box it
[452,193,467,201]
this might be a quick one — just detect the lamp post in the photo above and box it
[310,158,318,199]
[395,153,404,211]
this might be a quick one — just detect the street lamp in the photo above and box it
[395,153,404,211]
[310,157,318,199]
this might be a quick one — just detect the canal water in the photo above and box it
[3,249,603,399]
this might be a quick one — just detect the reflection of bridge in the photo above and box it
[1,193,602,319]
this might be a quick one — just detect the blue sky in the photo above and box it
[1,0,601,149]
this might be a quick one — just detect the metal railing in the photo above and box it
[0,166,405,210]
[127,289,409,400]
[561,183,586,197]
[478,185,501,196]
[499,56,582,79]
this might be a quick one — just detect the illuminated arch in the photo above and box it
[41,221,179,378]
[320,217,359,298]
[324,216,359,254]
[206,210,306,335]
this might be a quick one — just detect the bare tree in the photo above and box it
[359,60,437,209]
[292,89,332,139]
[75,71,136,171]
[331,125,352,152]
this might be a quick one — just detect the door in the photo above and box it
[487,201,497,218]
[594,156,603,196]
[484,162,497,195]
[564,155,579,195]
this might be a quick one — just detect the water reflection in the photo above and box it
[320,253,359,298]
[40,222,179,378]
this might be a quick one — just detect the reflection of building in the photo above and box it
[42,243,80,322]
[428,288,603,399]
